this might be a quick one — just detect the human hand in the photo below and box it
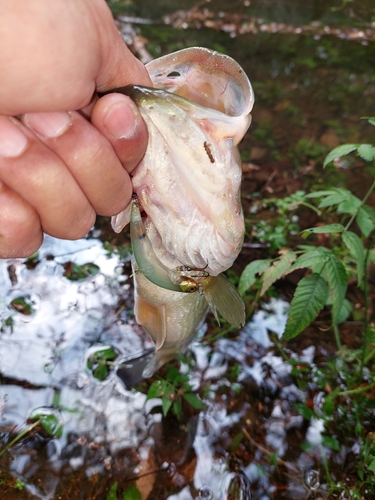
[0,0,151,258]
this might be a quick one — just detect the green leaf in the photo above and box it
[283,273,329,339]
[107,482,118,500]
[294,402,316,420]
[172,399,182,420]
[322,435,340,451]
[317,192,348,209]
[162,397,173,417]
[28,408,63,438]
[356,206,375,237]
[357,144,375,162]
[311,188,361,215]
[123,484,141,500]
[238,259,271,295]
[287,247,330,274]
[337,197,362,215]
[183,392,205,410]
[40,414,63,438]
[336,299,352,324]
[323,144,358,166]
[301,224,344,236]
[305,189,337,199]
[147,380,175,400]
[260,250,296,296]
[368,459,375,473]
[342,231,365,287]
[322,395,335,416]
[367,118,375,126]
[324,253,348,325]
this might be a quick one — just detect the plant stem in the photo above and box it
[333,323,342,350]
[0,420,40,458]
[320,446,335,489]
[344,179,375,232]
[337,382,375,397]
[361,232,375,371]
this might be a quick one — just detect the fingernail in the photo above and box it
[103,95,140,139]
[0,117,28,157]
[24,111,72,138]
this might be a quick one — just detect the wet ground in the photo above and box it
[1,1,375,499]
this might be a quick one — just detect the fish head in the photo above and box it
[146,47,254,124]
[128,48,253,275]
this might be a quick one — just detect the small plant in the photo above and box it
[86,345,118,381]
[0,407,63,459]
[146,365,205,419]
[63,261,99,281]
[239,117,375,495]
[240,119,375,341]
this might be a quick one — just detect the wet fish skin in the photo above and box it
[130,198,245,378]
[102,48,253,376]
[108,47,254,277]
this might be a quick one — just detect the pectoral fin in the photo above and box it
[202,275,246,328]
[130,199,181,292]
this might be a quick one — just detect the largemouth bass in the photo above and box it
[102,47,254,377]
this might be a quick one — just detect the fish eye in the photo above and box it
[167,71,181,78]
[180,279,198,293]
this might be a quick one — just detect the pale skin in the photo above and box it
[0,0,152,258]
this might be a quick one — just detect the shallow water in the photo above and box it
[0,237,323,499]
[1,0,375,498]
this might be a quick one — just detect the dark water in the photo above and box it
[1,1,375,499]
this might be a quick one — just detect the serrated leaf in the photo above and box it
[123,484,141,500]
[342,231,365,287]
[324,253,348,325]
[287,247,329,274]
[301,224,344,236]
[317,192,348,208]
[357,144,375,162]
[260,250,296,296]
[336,298,352,324]
[238,259,271,295]
[356,206,375,237]
[183,392,205,410]
[323,144,358,166]
[283,273,329,339]
[305,190,336,199]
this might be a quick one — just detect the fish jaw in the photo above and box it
[128,86,245,276]
[132,258,209,377]
[146,47,254,119]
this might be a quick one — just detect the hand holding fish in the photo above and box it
[0,0,150,258]
[105,48,254,376]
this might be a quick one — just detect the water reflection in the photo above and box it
[0,234,327,498]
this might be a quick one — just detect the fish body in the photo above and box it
[104,48,253,376]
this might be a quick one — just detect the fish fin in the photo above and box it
[130,199,181,292]
[155,304,167,350]
[142,354,161,378]
[133,290,167,350]
[111,202,131,233]
[203,275,246,328]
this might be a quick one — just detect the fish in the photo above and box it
[102,47,254,377]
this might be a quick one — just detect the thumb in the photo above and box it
[93,1,152,90]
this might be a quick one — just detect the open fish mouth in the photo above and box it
[101,47,253,376]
